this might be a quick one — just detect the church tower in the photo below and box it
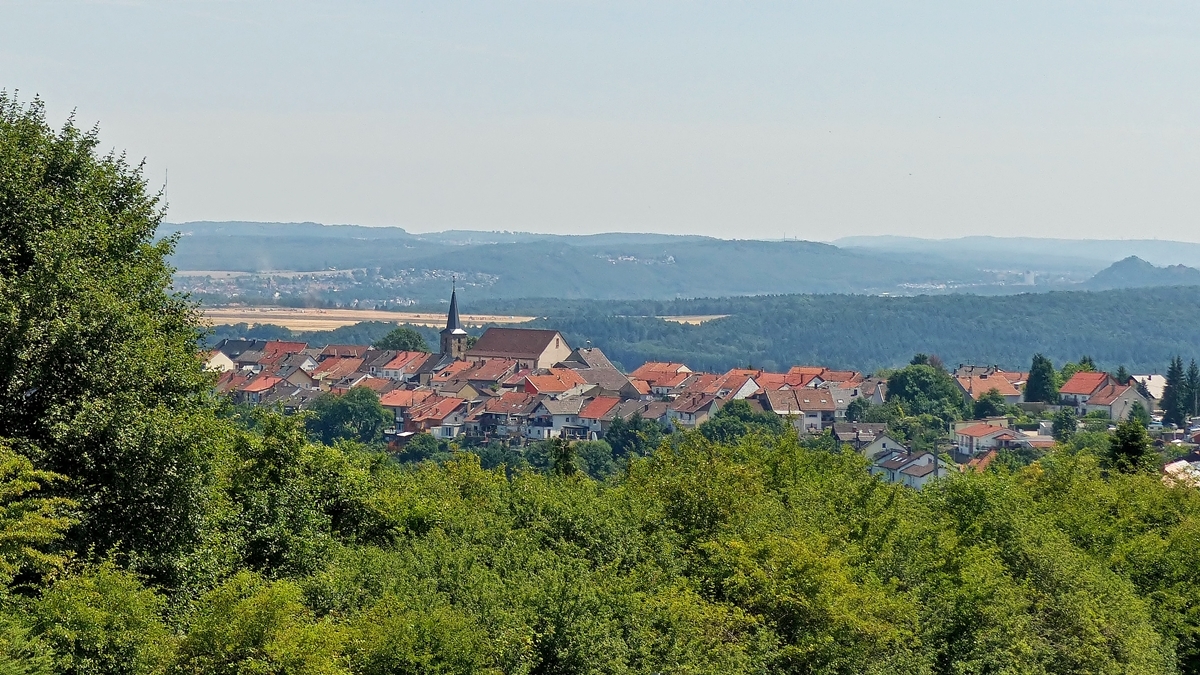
[439,285,469,360]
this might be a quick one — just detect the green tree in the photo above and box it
[573,440,617,479]
[1186,359,1200,418]
[396,432,448,464]
[1129,401,1151,428]
[0,442,74,587]
[972,388,1008,420]
[0,94,221,584]
[1025,354,1058,403]
[1161,356,1187,427]
[306,387,392,445]
[1114,365,1131,384]
[885,364,965,419]
[1107,419,1155,474]
[31,563,177,675]
[604,413,664,458]
[1052,408,1077,443]
[845,397,872,422]
[699,399,786,443]
[548,438,579,477]
[372,326,429,352]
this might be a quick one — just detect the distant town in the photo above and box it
[209,289,1200,490]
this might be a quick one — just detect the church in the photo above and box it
[438,288,572,371]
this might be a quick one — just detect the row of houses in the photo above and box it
[950,364,1155,420]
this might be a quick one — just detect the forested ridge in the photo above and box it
[474,290,1200,372]
[10,96,1200,674]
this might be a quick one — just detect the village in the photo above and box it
[205,290,1196,490]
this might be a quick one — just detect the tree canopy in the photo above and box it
[371,326,430,352]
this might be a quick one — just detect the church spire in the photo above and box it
[440,281,468,359]
[445,280,462,332]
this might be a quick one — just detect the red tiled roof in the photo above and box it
[630,379,651,395]
[652,371,692,389]
[630,362,690,379]
[379,388,434,408]
[353,377,393,393]
[241,374,282,393]
[482,391,539,414]
[957,423,1008,438]
[1059,371,1111,396]
[382,351,432,373]
[1087,383,1133,407]
[579,396,621,420]
[464,358,519,383]
[524,368,588,394]
[264,341,308,358]
[966,450,997,472]
[321,344,370,359]
[502,368,534,386]
[215,370,253,394]
[312,357,364,380]
[956,374,1022,399]
[408,396,467,423]
[669,393,719,415]
[432,360,475,382]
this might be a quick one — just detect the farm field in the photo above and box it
[202,306,536,331]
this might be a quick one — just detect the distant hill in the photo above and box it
[164,221,1200,301]
[1084,256,1200,290]
[163,221,991,300]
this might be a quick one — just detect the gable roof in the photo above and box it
[524,368,588,394]
[579,396,621,420]
[467,328,564,359]
[381,351,432,373]
[379,388,435,408]
[241,374,283,394]
[1059,371,1112,396]
[956,373,1022,399]
[463,358,519,383]
[321,344,370,359]
[957,423,1009,438]
[408,396,467,423]
[1087,383,1136,407]
[669,393,719,415]
[763,389,837,413]
[481,391,540,415]
[312,357,364,380]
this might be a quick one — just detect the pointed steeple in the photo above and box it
[445,284,462,333]
[440,281,469,359]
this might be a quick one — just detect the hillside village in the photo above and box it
[207,290,1196,489]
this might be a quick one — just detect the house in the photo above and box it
[404,396,469,438]
[859,434,908,461]
[462,358,520,392]
[523,368,589,396]
[858,377,888,406]
[320,344,371,360]
[870,451,953,490]
[378,351,433,381]
[831,422,889,449]
[760,389,837,433]
[712,369,762,400]
[630,362,692,385]
[1058,372,1117,415]
[204,350,236,373]
[1085,382,1152,421]
[578,396,622,438]
[215,370,253,396]
[555,347,642,398]
[667,393,721,428]
[955,422,1022,456]
[466,327,573,370]
[236,374,284,404]
[527,397,588,439]
[1133,374,1167,402]
[379,388,436,426]
[465,392,540,438]
[955,372,1023,406]
[311,357,365,391]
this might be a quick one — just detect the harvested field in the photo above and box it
[202,306,535,332]
[659,315,729,325]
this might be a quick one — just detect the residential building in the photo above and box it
[466,327,572,370]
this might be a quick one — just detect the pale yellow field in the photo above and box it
[659,315,729,325]
[202,306,536,331]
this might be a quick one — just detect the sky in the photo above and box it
[4,1,1200,241]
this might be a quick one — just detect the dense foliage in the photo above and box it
[371,326,430,352]
[11,96,1200,674]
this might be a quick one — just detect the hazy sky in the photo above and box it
[5,1,1200,241]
